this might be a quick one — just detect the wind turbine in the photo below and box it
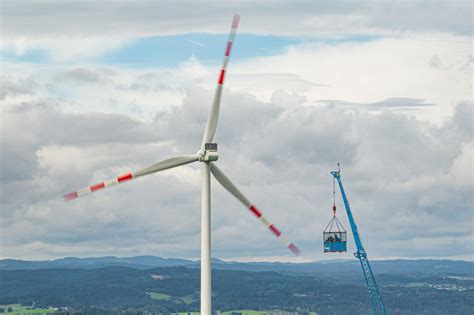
[64,14,301,314]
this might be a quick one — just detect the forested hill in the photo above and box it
[1,265,473,314]
[0,256,471,275]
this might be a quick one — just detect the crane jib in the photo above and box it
[331,170,387,315]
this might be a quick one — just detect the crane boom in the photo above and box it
[331,170,387,315]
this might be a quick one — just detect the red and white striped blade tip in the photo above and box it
[288,243,302,256]
[232,14,240,29]
[64,172,133,202]
[249,205,301,256]
[64,191,78,201]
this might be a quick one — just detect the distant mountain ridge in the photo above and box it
[0,255,195,270]
[0,256,472,275]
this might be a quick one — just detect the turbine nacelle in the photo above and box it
[199,143,219,162]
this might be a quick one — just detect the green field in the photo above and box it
[179,295,196,305]
[147,291,196,305]
[146,292,172,300]
[219,311,267,315]
[175,311,317,315]
[218,312,317,315]
[0,304,56,314]
[1,304,317,315]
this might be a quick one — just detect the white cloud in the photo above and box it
[4,30,469,125]
[1,66,472,260]
[450,142,474,189]
[229,34,471,124]
[1,37,129,62]
[1,1,471,39]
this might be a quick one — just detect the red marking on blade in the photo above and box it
[232,14,240,29]
[117,172,133,182]
[288,243,301,256]
[225,41,233,56]
[218,69,225,85]
[269,224,282,237]
[249,205,262,218]
[64,191,78,202]
[90,182,105,192]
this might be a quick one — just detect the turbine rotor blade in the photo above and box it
[64,155,199,201]
[210,163,301,256]
[201,14,240,147]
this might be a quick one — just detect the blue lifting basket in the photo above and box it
[323,211,347,253]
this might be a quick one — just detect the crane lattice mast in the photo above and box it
[331,168,387,315]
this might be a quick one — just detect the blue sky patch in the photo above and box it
[101,34,301,67]
[1,34,379,67]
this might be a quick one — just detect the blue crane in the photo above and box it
[331,168,387,315]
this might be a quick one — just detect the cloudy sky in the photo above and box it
[0,0,472,262]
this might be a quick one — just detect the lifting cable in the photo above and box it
[324,163,346,234]
[333,174,336,217]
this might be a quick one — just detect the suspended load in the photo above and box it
[323,207,347,252]
[323,174,347,253]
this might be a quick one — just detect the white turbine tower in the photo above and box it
[64,15,301,314]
